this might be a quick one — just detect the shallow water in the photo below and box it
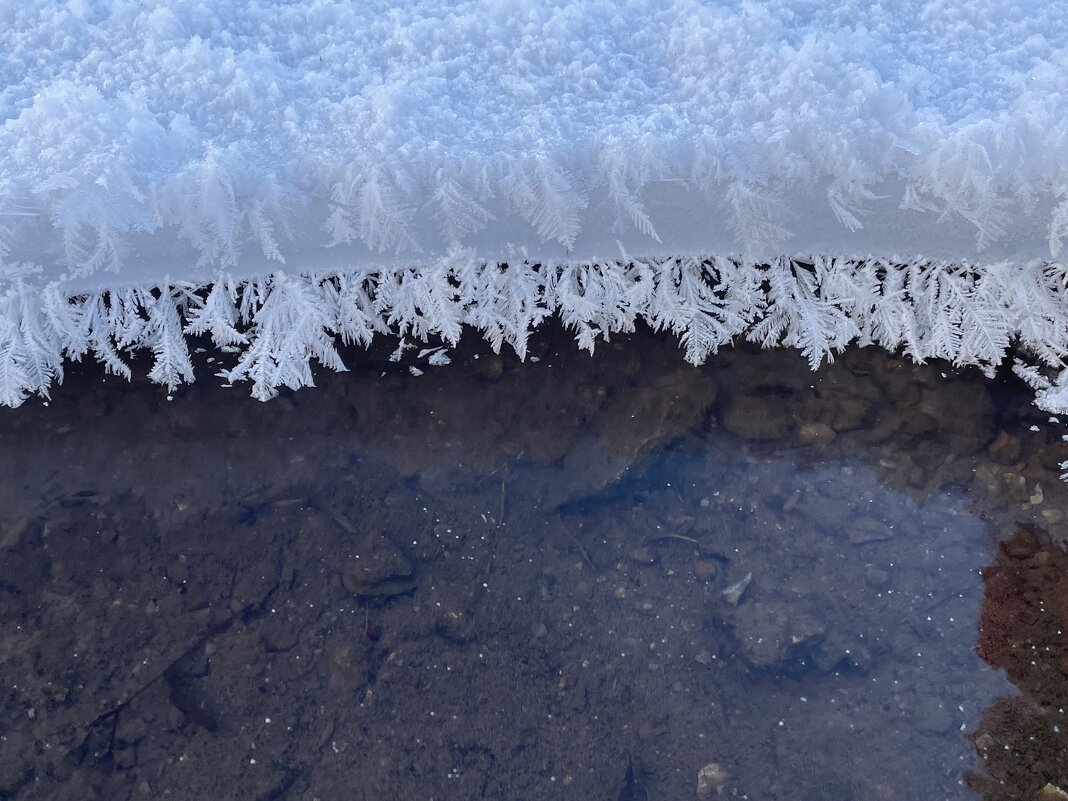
[1,326,1066,801]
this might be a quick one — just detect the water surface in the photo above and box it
[1,327,1066,801]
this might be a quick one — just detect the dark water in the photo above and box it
[1,326,1066,801]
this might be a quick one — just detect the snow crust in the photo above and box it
[3,0,1068,275]
[1,0,1068,455]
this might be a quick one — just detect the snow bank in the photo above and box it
[2,1,1068,432]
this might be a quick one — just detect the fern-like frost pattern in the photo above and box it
[2,258,1067,421]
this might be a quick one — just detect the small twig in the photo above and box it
[566,530,595,569]
[556,515,595,568]
[498,466,507,528]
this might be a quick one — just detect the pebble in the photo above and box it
[694,560,718,581]
[1029,483,1044,505]
[729,603,827,669]
[720,392,794,439]
[1001,471,1030,503]
[864,566,890,587]
[987,430,1022,465]
[913,702,954,735]
[798,422,836,445]
[781,489,803,512]
[847,516,894,545]
[721,572,752,606]
[341,535,415,598]
[696,763,729,799]
[1037,784,1068,801]
[1042,508,1065,524]
[1003,529,1038,559]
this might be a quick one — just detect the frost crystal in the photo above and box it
[0,1,1067,468]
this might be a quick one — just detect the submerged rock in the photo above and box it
[721,572,752,606]
[847,516,894,545]
[1001,472,1030,503]
[798,422,837,445]
[693,560,718,581]
[1038,784,1068,801]
[720,390,796,440]
[726,602,827,670]
[341,535,415,598]
[696,763,729,799]
[987,431,1022,465]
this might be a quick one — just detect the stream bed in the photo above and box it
[1,326,1066,801]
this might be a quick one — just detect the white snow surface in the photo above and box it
[3,0,1068,273]
[1,0,1068,448]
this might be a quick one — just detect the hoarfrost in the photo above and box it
[1,0,1067,474]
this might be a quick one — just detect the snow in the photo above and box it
[1,0,1067,439]
[4,0,1067,273]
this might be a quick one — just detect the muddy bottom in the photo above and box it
[1,326,1067,801]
